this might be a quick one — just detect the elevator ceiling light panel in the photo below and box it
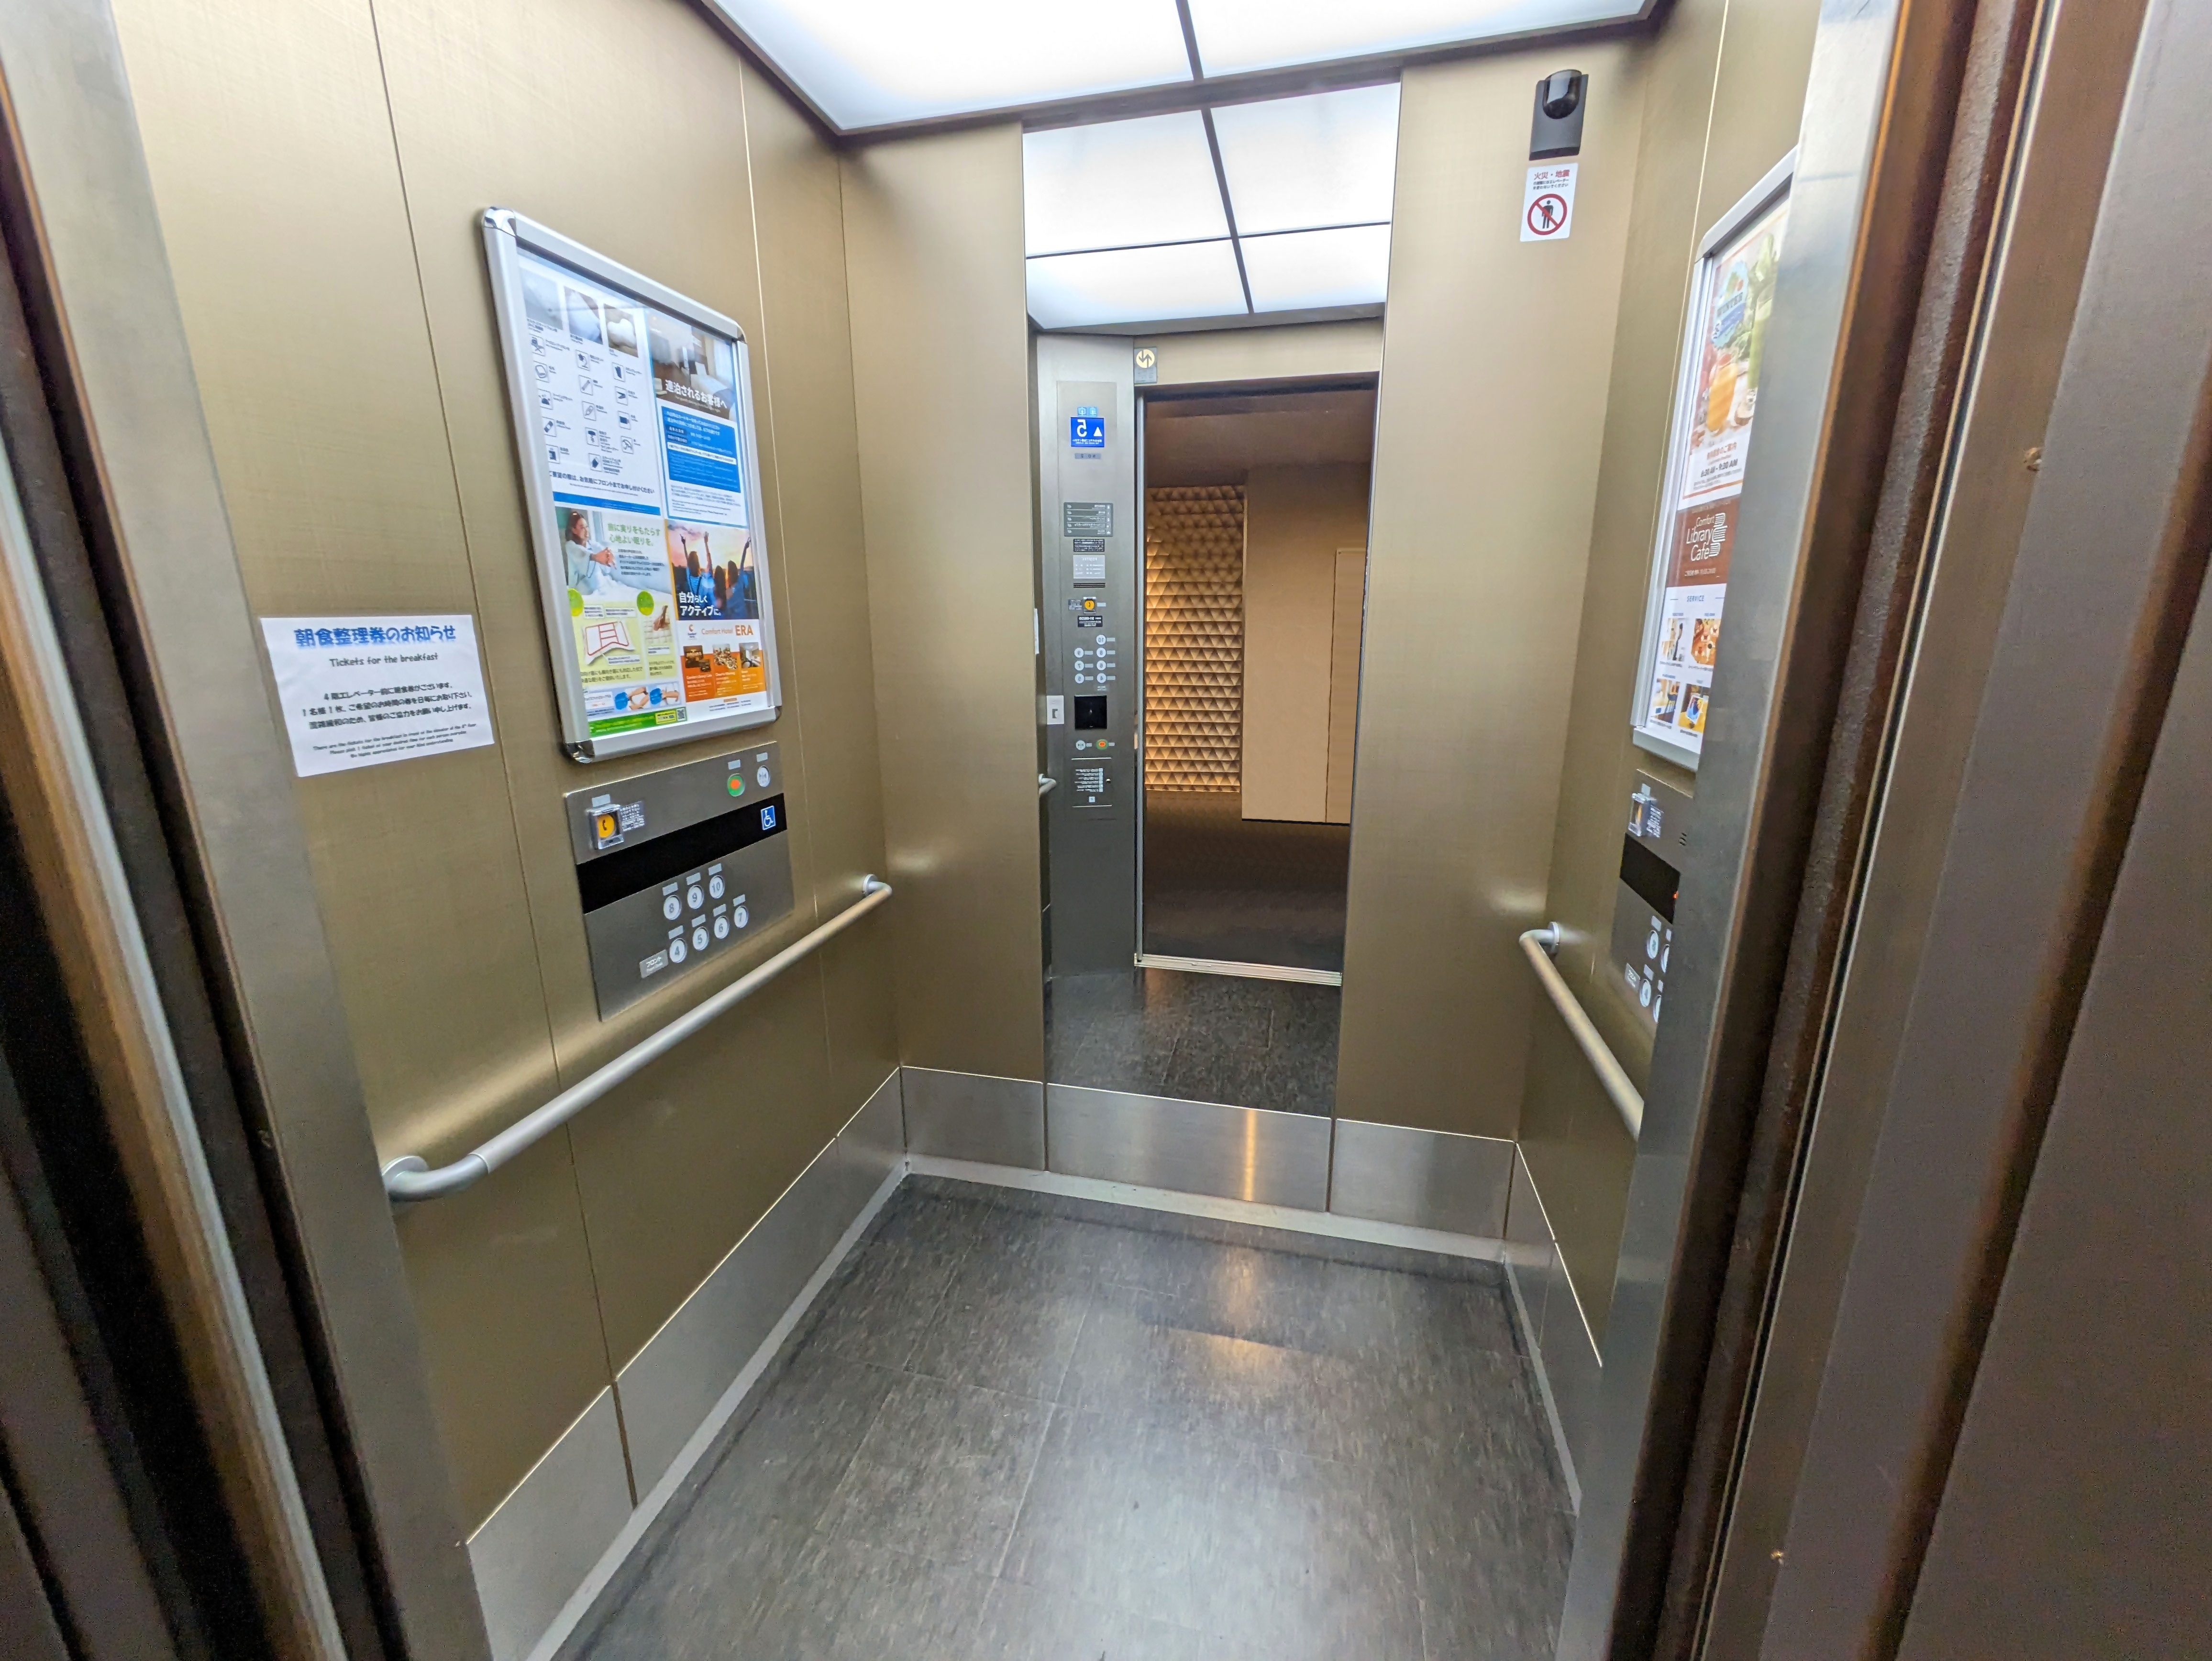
[1023,86,1399,329]
[1025,242,1250,331]
[1185,0,1643,78]
[1023,112,1228,257]
[1209,84,1400,234]
[711,0,1192,131]
[1239,225,1394,312]
[708,0,1647,132]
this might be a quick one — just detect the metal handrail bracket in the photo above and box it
[383,876,893,1201]
[1038,772,1057,796]
[1519,924,1643,1139]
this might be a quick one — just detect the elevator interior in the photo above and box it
[1,0,2198,1658]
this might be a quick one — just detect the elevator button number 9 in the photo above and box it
[687,883,704,910]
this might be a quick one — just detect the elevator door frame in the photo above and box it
[1551,0,2001,1648]
[0,0,491,1653]
[1716,0,2212,1649]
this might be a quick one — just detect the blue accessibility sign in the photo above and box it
[1069,406,1105,449]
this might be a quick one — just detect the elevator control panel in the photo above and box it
[564,742,793,1017]
[1037,343,1138,971]
[1608,772,1693,1032]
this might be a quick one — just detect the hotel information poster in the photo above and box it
[1633,177,1790,769]
[483,210,778,759]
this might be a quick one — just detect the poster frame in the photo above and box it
[482,207,783,761]
[1630,150,1796,771]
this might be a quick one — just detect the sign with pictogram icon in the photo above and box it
[1522,163,1578,242]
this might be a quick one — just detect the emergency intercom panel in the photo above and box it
[564,742,794,1017]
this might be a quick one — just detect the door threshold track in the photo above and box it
[1134,952,1342,986]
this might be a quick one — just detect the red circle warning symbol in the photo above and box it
[1527,193,1569,236]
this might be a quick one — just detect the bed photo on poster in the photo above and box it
[561,503,677,737]
[649,311,735,418]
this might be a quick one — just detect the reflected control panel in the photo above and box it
[564,742,794,1017]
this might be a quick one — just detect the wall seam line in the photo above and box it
[359,0,626,1507]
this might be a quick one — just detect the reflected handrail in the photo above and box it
[1518,925,1643,1139]
[381,877,893,1202]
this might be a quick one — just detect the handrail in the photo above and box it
[1519,925,1643,1139]
[1038,773,1057,796]
[382,876,894,1202]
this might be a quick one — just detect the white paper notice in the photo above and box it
[261,616,495,776]
[1522,163,1578,242]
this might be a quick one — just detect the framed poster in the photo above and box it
[482,209,780,761]
[1630,152,1793,770]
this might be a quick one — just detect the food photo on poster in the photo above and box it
[1634,174,1789,766]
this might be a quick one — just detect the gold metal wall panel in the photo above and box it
[1142,486,1244,793]
[1337,40,1647,1139]
[102,0,565,1175]
[1135,321,1385,388]
[102,0,595,1533]
[111,0,898,1530]
[841,126,1045,1080]
[735,60,901,1114]
[1514,0,1823,1329]
[1515,1004,1639,1341]
[564,967,835,1369]
[367,0,894,1513]
[393,1135,613,1528]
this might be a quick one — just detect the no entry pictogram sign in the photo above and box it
[1521,163,1579,242]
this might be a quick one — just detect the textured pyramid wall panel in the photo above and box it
[1143,485,1243,793]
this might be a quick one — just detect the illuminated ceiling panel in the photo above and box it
[1022,113,1228,257]
[1186,0,1640,78]
[1026,242,1250,330]
[1210,84,1400,234]
[710,0,1192,131]
[1023,86,1403,330]
[708,0,1643,131]
[1240,225,1394,312]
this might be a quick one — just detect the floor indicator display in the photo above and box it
[564,742,794,1016]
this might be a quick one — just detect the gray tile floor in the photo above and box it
[580,1183,1572,1661]
[1143,790,1352,973]
[1047,967,1341,1117]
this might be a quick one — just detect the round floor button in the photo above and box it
[686,885,704,910]
[691,926,709,952]
[713,916,730,940]
[732,906,749,930]
[668,939,688,965]
[662,895,682,920]
[708,875,725,899]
